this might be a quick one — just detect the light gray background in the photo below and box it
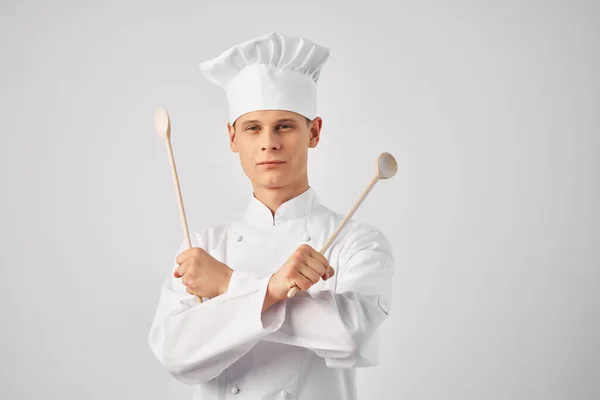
[1,1,598,399]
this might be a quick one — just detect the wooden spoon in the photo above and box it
[286,152,398,298]
[154,108,202,304]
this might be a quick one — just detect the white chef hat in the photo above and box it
[198,32,330,125]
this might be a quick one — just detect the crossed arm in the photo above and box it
[147,229,394,385]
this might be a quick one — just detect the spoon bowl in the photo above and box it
[376,152,398,179]
[154,108,171,138]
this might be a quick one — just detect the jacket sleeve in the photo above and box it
[147,233,288,385]
[259,226,395,369]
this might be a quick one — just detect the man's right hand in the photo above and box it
[267,244,335,302]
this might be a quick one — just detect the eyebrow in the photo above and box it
[239,118,298,126]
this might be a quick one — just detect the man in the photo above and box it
[148,32,395,399]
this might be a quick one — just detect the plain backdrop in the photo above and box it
[1,1,598,399]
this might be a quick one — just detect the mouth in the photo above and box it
[257,161,286,166]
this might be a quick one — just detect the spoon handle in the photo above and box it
[286,175,380,298]
[165,137,203,304]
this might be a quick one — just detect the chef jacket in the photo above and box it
[148,187,395,399]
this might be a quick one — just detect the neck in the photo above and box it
[252,176,310,216]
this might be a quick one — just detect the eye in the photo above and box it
[277,124,293,130]
[245,126,258,131]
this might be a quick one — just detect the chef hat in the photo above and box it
[198,32,330,125]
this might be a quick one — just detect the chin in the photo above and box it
[261,181,287,189]
[257,176,290,189]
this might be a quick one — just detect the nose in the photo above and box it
[260,129,281,151]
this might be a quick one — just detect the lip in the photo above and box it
[257,161,286,165]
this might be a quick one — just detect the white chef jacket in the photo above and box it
[148,187,395,400]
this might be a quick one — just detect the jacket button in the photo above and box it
[281,388,290,398]
[236,234,243,242]
[302,234,311,241]
[231,385,240,394]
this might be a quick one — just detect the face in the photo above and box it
[227,110,322,191]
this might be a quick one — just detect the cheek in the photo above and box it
[236,147,257,177]
[239,154,254,174]
[291,146,309,167]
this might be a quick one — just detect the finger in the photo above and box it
[322,266,335,280]
[185,276,195,289]
[175,249,189,265]
[185,286,196,296]
[176,248,200,265]
[297,264,322,285]
[291,273,313,292]
[304,255,327,278]
[304,246,330,269]
[174,263,187,278]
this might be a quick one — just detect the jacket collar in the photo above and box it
[246,186,321,229]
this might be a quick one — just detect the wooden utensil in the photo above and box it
[287,152,398,298]
[154,108,203,304]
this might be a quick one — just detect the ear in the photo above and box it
[308,117,322,148]
[227,122,239,153]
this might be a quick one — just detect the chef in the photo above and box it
[148,32,396,400]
